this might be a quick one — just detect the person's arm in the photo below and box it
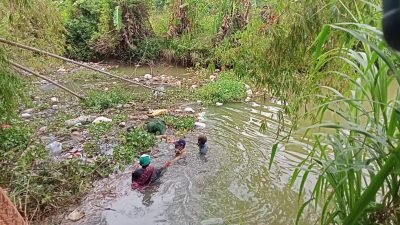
[171,150,187,164]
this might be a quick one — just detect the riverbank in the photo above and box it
[2,62,226,223]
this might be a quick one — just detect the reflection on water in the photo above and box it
[98,101,315,225]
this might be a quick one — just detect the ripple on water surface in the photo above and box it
[100,101,315,225]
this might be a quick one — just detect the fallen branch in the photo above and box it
[9,60,85,100]
[0,37,165,93]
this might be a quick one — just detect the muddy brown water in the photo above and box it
[59,100,317,225]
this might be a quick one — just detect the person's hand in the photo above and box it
[164,161,172,168]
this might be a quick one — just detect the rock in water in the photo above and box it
[46,141,63,155]
[146,119,166,135]
[67,209,85,222]
[195,122,206,129]
[92,116,112,124]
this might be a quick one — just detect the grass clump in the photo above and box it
[196,72,246,104]
[163,115,195,132]
[114,129,156,167]
[88,122,113,140]
[0,125,114,220]
[84,89,133,110]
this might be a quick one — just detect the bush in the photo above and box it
[163,115,195,132]
[0,126,30,151]
[124,38,164,63]
[0,125,115,220]
[114,129,156,166]
[65,16,98,61]
[84,89,134,110]
[196,72,246,104]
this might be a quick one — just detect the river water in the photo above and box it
[67,99,316,225]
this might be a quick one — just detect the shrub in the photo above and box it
[114,129,156,166]
[196,72,246,104]
[84,89,133,110]
[65,16,98,61]
[0,125,116,220]
[0,126,30,151]
[124,37,164,63]
[163,115,195,132]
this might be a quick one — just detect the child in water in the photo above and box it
[198,134,208,156]
[171,139,187,163]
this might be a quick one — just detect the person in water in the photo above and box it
[172,139,187,163]
[131,154,172,190]
[197,134,208,155]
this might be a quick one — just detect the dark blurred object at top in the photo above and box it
[383,0,400,51]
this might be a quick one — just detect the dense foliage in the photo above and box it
[196,72,246,103]
[2,0,400,224]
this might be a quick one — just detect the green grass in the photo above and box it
[270,8,400,224]
[163,115,195,132]
[0,124,115,220]
[114,128,156,167]
[196,72,246,104]
[88,122,113,140]
[84,89,134,110]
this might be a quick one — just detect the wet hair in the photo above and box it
[132,168,145,182]
[198,135,207,145]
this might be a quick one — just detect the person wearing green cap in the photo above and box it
[131,154,173,190]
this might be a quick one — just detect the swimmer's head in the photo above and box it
[197,135,207,146]
[174,139,186,150]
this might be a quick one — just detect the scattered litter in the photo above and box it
[93,117,112,124]
[46,141,63,155]
[184,107,195,113]
[22,108,34,114]
[67,209,85,222]
[151,109,168,116]
[65,115,96,127]
[50,97,58,102]
[144,74,152,79]
[21,113,31,118]
[216,102,223,106]
[195,122,206,129]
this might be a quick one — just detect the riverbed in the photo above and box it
[59,99,316,225]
